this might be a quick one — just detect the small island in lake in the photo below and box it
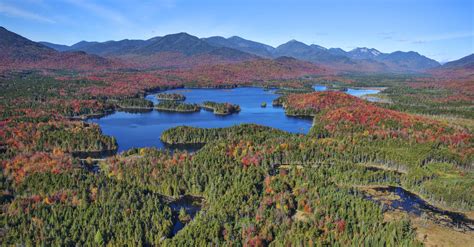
[155,101,201,112]
[156,93,186,101]
[115,98,154,109]
[201,101,241,115]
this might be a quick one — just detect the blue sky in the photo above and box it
[0,0,472,62]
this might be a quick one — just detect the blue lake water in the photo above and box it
[90,86,380,152]
[89,88,311,151]
[313,85,328,91]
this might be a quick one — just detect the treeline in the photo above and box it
[201,101,241,115]
[274,87,314,95]
[156,93,186,101]
[114,98,153,109]
[160,124,289,145]
[155,101,201,112]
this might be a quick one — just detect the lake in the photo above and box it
[89,86,379,152]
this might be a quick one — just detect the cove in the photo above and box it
[89,86,380,152]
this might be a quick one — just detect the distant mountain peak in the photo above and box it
[229,36,244,40]
[165,32,195,39]
[350,47,382,57]
[277,40,309,50]
[287,39,305,44]
[203,35,275,58]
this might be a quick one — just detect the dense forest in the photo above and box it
[1,68,473,246]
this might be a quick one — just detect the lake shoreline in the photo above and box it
[86,85,381,153]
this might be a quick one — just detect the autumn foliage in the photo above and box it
[2,151,73,183]
[284,91,473,160]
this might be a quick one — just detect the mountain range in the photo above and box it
[1,26,472,74]
[38,32,442,72]
[203,37,441,72]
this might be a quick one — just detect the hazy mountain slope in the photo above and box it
[439,54,474,70]
[430,54,474,78]
[39,41,71,52]
[272,40,392,72]
[0,27,56,61]
[68,40,148,56]
[113,33,258,68]
[0,26,117,71]
[376,51,440,71]
[204,36,275,57]
[44,33,258,68]
[274,40,351,64]
[327,48,347,57]
[135,32,215,55]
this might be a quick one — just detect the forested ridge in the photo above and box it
[1,69,473,245]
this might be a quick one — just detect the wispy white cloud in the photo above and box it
[410,31,473,44]
[0,2,55,23]
[64,0,131,26]
[378,31,473,44]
